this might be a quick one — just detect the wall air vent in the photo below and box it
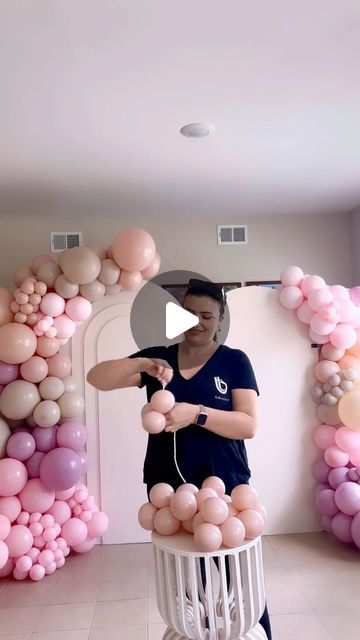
[217,225,248,245]
[50,232,83,253]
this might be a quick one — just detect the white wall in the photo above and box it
[0,211,352,291]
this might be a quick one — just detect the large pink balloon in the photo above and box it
[0,380,41,420]
[0,458,28,496]
[0,496,22,522]
[40,447,82,490]
[86,511,109,538]
[61,517,88,546]
[0,323,37,364]
[112,228,156,272]
[65,296,92,322]
[4,524,33,557]
[19,478,55,513]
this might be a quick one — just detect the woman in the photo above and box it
[87,279,272,639]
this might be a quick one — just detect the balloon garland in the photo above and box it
[0,228,161,579]
[280,266,360,548]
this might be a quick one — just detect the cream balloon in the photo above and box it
[39,376,65,400]
[79,279,105,302]
[57,392,84,419]
[0,381,41,419]
[0,417,11,459]
[33,400,61,428]
[54,275,79,299]
[36,262,61,288]
[98,259,120,286]
[59,247,101,285]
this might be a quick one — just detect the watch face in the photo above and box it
[196,412,207,426]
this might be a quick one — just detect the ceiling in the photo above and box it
[1,0,360,219]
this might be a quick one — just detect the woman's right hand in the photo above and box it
[142,358,174,387]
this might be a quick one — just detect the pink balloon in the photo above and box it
[176,483,199,495]
[328,467,350,490]
[321,344,345,361]
[0,514,11,541]
[0,323,37,364]
[53,314,76,339]
[153,507,180,535]
[40,293,65,318]
[0,360,19,384]
[314,424,336,450]
[237,510,264,539]
[192,512,205,530]
[4,524,33,557]
[182,518,194,533]
[0,458,28,496]
[47,500,72,525]
[38,549,54,567]
[335,481,360,515]
[0,496,22,522]
[32,425,58,452]
[19,478,55,513]
[280,266,304,287]
[142,410,166,434]
[194,522,222,551]
[138,502,158,530]
[315,488,339,517]
[61,517,88,546]
[330,324,357,350]
[296,300,314,324]
[335,426,360,452]
[65,296,92,322]
[310,314,336,336]
[141,252,161,279]
[0,541,10,570]
[86,511,109,538]
[29,563,45,581]
[324,445,349,468]
[55,486,75,500]
[309,329,329,345]
[29,522,43,537]
[196,487,218,509]
[149,483,174,508]
[27,547,40,563]
[231,485,259,511]
[6,432,36,461]
[202,476,226,496]
[150,390,175,414]
[279,286,304,310]
[56,420,87,450]
[20,355,48,383]
[72,537,97,553]
[15,554,33,572]
[307,288,333,312]
[220,516,246,548]
[170,491,197,521]
[301,275,326,297]
[29,512,42,524]
[200,497,228,525]
[112,227,156,272]
[314,360,340,383]
[47,353,72,378]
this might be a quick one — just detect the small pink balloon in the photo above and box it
[170,491,197,521]
[141,252,161,279]
[19,478,55,514]
[45,561,57,574]
[149,483,174,508]
[231,485,259,511]
[55,486,76,501]
[29,563,45,581]
[29,512,42,524]
[194,522,222,551]
[202,476,226,496]
[53,314,76,339]
[196,488,218,509]
[153,507,180,535]
[15,554,33,572]
[150,389,175,413]
[307,288,333,312]
[43,527,57,542]
[65,296,92,322]
[220,516,246,548]
[280,265,304,287]
[119,270,143,290]
[310,313,336,336]
[38,549,54,567]
[13,567,29,580]
[335,481,360,515]
[80,511,92,523]
[279,285,304,309]
[61,517,88,546]
[29,522,43,537]
[56,537,67,550]
[237,510,264,539]
[324,445,349,468]
[47,500,72,525]
[176,483,199,495]
[142,410,166,433]
[296,300,314,324]
[56,556,65,569]
[301,275,326,297]
[138,503,158,530]
[72,537,97,553]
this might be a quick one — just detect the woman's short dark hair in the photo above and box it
[184,279,226,315]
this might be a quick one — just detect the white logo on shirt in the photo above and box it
[214,376,228,394]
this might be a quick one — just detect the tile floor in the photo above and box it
[0,531,360,639]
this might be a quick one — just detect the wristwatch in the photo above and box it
[195,404,208,426]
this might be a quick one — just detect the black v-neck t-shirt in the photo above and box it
[129,343,259,494]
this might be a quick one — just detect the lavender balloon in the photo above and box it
[25,451,45,478]
[335,481,360,516]
[315,488,339,517]
[56,421,87,451]
[6,432,36,461]
[328,467,349,490]
[33,426,58,452]
[0,361,19,385]
[78,450,88,475]
[40,447,82,491]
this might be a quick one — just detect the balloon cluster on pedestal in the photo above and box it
[138,477,266,552]
[0,227,161,579]
[280,266,360,548]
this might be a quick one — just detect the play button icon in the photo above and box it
[165,302,199,339]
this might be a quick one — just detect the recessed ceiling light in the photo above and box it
[180,122,215,138]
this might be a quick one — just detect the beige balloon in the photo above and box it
[39,376,65,400]
[62,376,78,393]
[0,416,11,459]
[98,259,121,286]
[37,262,62,288]
[59,246,101,285]
[0,380,41,419]
[54,275,79,299]
[58,392,84,419]
[33,400,61,428]
[317,402,341,426]
[79,279,105,302]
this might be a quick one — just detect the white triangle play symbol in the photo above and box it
[165,302,199,339]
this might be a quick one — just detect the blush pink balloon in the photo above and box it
[61,517,88,546]
[53,314,76,339]
[149,483,174,508]
[142,410,166,433]
[40,293,65,317]
[0,323,37,364]
[296,300,314,324]
[153,507,180,535]
[328,467,349,490]
[335,426,360,452]
[202,476,226,496]
[141,252,161,279]
[119,270,142,290]
[0,496,22,522]
[15,554,32,572]
[237,510,264,539]
[29,522,43,537]
[324,446,349,468]
[330,324,357,350]
[19,478,55,513]
[150,390,175,413]
[192,512,205,530]
[170,490,197,521]
[47,500,71,525]
[138,503,158,530]
[38,549,54,567]
[194,522,222,551]
[20,355,48,383]
[314,360,340,383]
[4,524,33,557]
[196,487,218,509]
[0,458,28,496]
[55,487,75,501]
[307,288,333,312]
[301,275,326,297]
[321,344,345,361]
[280,266,304,287]
[27,548,40,564]
[112,227,156,272]
[29,563,45,581]
[86,511,109,538]
[310,313,336,336]
[231,485,259,511]
[47,353,72,378]
[279,285,304,309]
[200,497,228,525]
[0,514,11,541]
[220,516,246,548]
[65,296,92,322]
[313,424,336,450]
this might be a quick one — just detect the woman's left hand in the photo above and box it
[164,403,198,432]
